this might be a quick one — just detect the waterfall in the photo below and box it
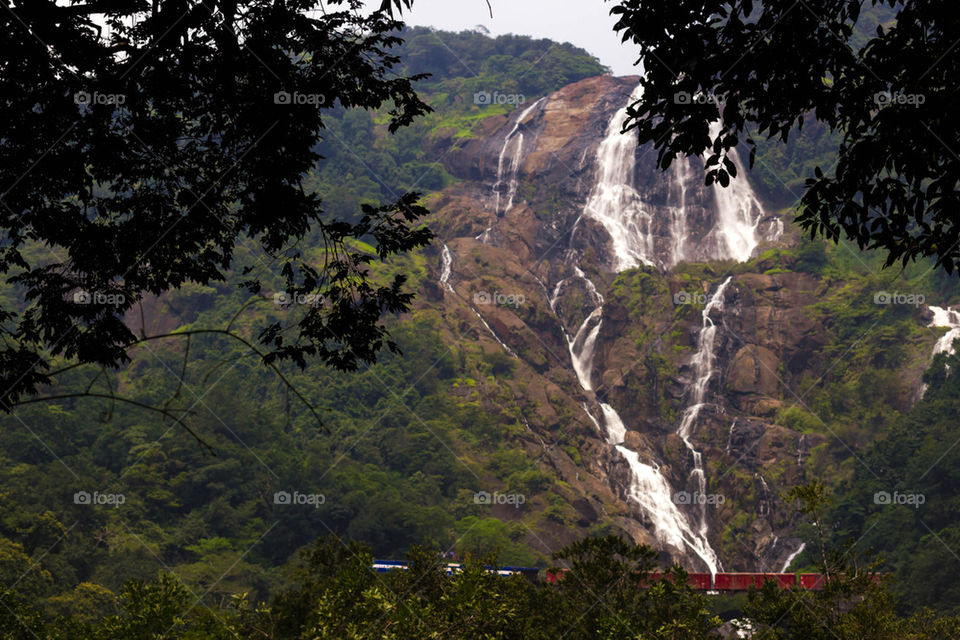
[440,243,515,357]
[582,86,776,270]
[470,307,518,358]
[553,263,720,575]
[929,305,960,359]
[677,276,733,539]
[548,278,567,312]
[602,403,720,574]
[475,227,494,244]
[614,445,719,574]
[919,305,960,397]
[667,159,693,266]
[707,122,767,262]
[725,418,738,456]
[439,244,454,293]
[569,309,603,391]
[542,85,792,576]
[780,542,806,573]
[581,87,657,271]
[492,97,546,217]
[561,268,605,391]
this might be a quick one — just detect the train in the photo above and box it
[545,570,848,591]
[373,561,830,591]
[373,560,540,581]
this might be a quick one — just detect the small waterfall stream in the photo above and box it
[552,256,721,575]
[928,306,960,359]
[438,243,516,358]
[667,159,693,266]
[439,244,454,293]
[919,305,960,398]
[707,122,766,262]
[725,418,738,455]
[677,277,733,539]
[491,97,546,217]
[780,542,806,572]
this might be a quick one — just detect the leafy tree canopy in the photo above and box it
[610,1,959,274]
[0,0,433,410]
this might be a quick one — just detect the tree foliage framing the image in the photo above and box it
[610,0,959,274]
[0,0,433,417]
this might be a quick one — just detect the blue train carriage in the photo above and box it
[373,560,540,581]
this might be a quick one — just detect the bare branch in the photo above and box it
[13,392,213,454]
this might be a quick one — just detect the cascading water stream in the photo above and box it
[581,87,657,271]
[707,123,767,262]
[551,87,728,575]
[439,243,516,357]
[676,277,733,538]
[919,305,960,398]
[928,306,960,359]
[439,244,454,293]
[492,97,546,217]
[667,159,692,266]
[581,86,777,271]
[725,419,738,455]
[469,307,518,358]
[561,280,720,572]
[555,268,605,391]
[780,542,806,573]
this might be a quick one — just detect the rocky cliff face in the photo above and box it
[416,75,946,572]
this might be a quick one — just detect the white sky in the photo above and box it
[367,0,639,76]
[85,1,639,76]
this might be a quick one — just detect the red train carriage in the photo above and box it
[543,568,828,591]
[798,573,826,590]
[687,573,713,590]
[714,573,796,591]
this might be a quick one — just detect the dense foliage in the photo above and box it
[0,27,610,624]
[5,534,958,639]
[0,0,437,409]
[825,347,960,615]
[306,26,607,225]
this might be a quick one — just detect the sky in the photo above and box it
[365,0,640,76]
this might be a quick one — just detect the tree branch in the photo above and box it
[13,392,212,454]
[138,329,326,432]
